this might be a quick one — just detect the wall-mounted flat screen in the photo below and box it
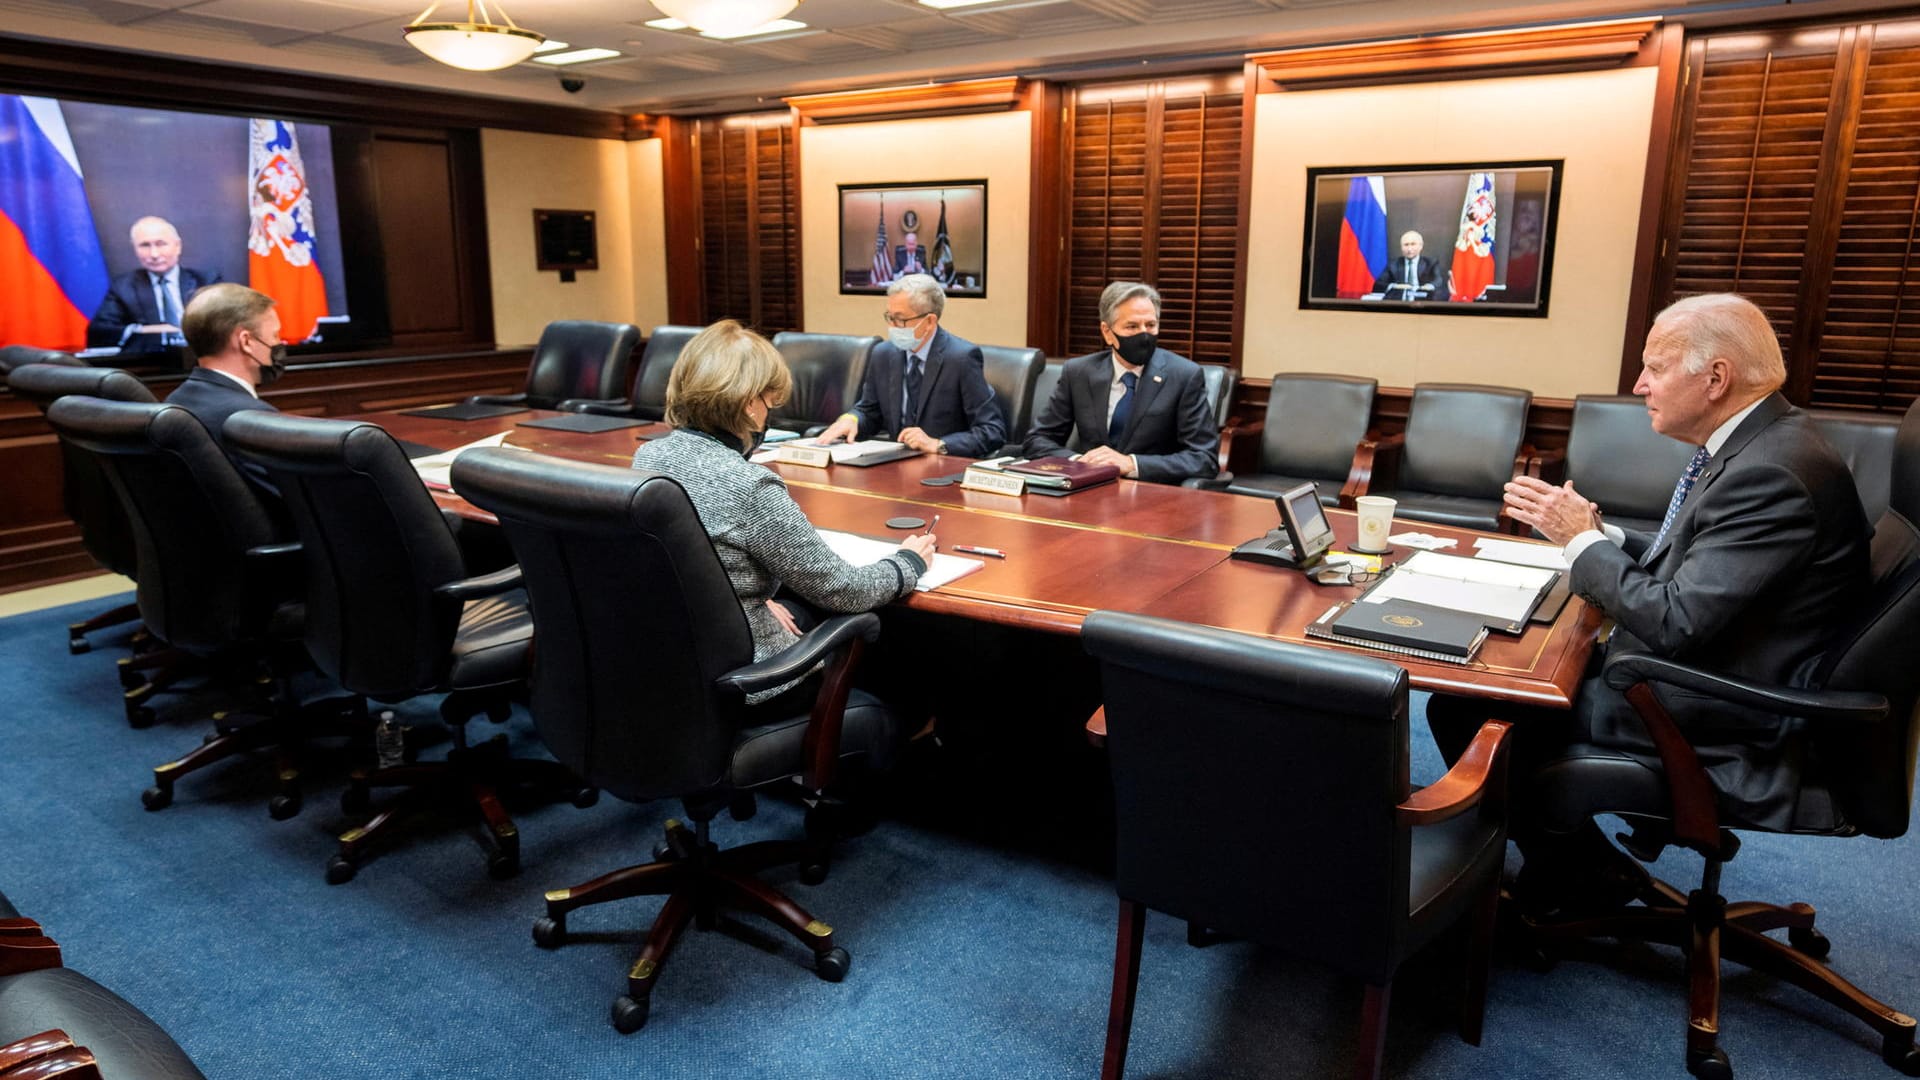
[837,181,986,297]
[0,93,356,363]
[1300,161,1562,318]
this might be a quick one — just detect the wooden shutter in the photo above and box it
[696,113,799,335]
[1063,75,1243,365]
[1655,15,1920,414]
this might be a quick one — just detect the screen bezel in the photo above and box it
[1276,482,1335,565]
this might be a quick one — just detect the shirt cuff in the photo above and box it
[1564,527,1621,566]
[1128,455,1140,478]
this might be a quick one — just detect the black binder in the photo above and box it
[517,413,650,434]
[1306,600,1489,664]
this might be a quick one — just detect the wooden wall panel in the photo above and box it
[372,136,466,338]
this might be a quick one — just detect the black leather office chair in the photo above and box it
[453,447,897,1034]
[5,365,156,656]
[44,397,360,818]
[1,890,208,1080]
[1081,611,1513,1080]
[768,331,876,433]
[1521,502,1920,1079]
[1532,394,1696,535]
[1196,363,1240,480]
[466,320,640,411]
[224,412,582,883]
[1811,408,1900,524]
[575,325,699,422]
[1351,383,1533,532]
[1004,357,1072,456]
[1210,373,1377,506]
[978,344,1046,446]
[0,346,82,376]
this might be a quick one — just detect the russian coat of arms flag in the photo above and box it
[248,118,330,343]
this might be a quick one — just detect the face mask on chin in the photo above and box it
[1111,331,1157,367]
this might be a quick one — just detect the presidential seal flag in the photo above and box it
[1447,171,1497,302]
[248,118,329,342]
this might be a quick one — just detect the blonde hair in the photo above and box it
[1651,293,1786,393]
[664,320,793,446]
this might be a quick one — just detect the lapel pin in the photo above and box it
[1152,375,1163,383]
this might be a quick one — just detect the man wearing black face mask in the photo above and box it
[168,282,287,500]
[1022,281,1219,483]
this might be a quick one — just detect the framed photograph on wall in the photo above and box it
[1299,160,1563,318]
[837,181,987,297]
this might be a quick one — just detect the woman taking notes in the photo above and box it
[631,320,936,701]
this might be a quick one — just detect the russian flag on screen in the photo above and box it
[1335,176,1386,299]
[1449,172,1497,302]
[0,95,109,351]
[247,118,328,343]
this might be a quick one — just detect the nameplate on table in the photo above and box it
[773,444,832,468]
[961,467,1025,495]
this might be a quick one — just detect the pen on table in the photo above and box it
[924,514,940,536]
[953,545,1006,559]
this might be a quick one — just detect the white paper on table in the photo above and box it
[1388,531,1458,550]
[1360,550,1556,625]
[1472,536,1571,571]
[809,439,907,464]
[815,529,984,593]
[1401,550,1559,590]
[410,431,514,490]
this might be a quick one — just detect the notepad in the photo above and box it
[1471,536,1572,571]
[409,432,514,490]
[814,529,984,593]
[1358,550,1559,633]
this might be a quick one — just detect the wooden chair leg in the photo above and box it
[1685,894,1725,1074]
[1102,899,1146,1080]
[1357,981,1391,1080]
[1460,874,1499,1046]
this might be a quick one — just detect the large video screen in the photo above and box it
[838,181,986,297]
[1300,161,1562,318]
[0,94,355,362]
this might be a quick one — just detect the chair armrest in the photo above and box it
[0,918,45,937]
[1398,719,1513,826]
[465,392,528,407]
[1601,653,1889,724]
[1182,473,1233,491]
[1216,417,1249,476]
[555,397,632,414]
[1340,433,1402,509]
[716,613,881,698]
[1085,705,1107,746]
[1530,447,1566,486]
[245,541,302,565]
[432,564,524,603]
[0,933,62,976]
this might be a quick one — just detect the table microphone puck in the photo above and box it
[885,517,928,530]
[920,477,958,487]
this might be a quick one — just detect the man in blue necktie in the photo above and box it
[1370,230,1439,299]
[86,216,224,356]
[1023,281,1220,484]
[1429,292,1870,911]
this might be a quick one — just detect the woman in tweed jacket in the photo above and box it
[632,321,936,700]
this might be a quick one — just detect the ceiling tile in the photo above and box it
[181,0,396,32]
[945,3,1127,38]
[831,16,1006,52]
[729,32,892,65]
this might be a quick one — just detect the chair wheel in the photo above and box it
[69,635,90,655]
[653,842,677,863]
[572,787,600,809]
[486,702,511,724]
[325,855,358,885]
[268,793,302,821]
[1788,925,1831,960]
[141,785,172,811]
[799,859,829,886]
[341,784,371,815]
[729,793,757,821]
[1885,1040,1920,1076]
[1687,1047,1732,1080]
[487,849,520,880]
[611,994,649,1034]
[532,916,566,949]
[814,946,851,983]
[118,663,144,689]
[128,707,156,730]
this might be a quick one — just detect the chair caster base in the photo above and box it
[611,994,649,1034]
[325,855,358,885]
[1885,1038,1920,1076]
[268,793,302,821]
[69,635,90,655]
[799,859,829,887]
[1788,925,1831,960]
[487,849,520,880]
[141,784,172,811]
[1688,1047,1732,1080]
[127,707,156,730]
[532,916,566,949]
[814,945,850,982]
[572,787,599,809]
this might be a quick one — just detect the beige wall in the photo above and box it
[799,111,1030,348]
[480,129,668,347]
[1243,66,1658,399]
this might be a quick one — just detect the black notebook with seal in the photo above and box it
[1306,599,1489,664]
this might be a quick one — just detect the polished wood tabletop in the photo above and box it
[369,408,1599,707]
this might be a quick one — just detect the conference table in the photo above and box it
[370,408,1602,710]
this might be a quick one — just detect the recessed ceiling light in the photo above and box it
[698,18,807,40]
[643,17,688,30]
[532,47,622,65]
[531,39,569,52]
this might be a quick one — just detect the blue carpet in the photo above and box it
[2,595,1916,1079]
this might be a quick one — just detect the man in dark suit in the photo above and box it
[87,216,223,353]
[1430,292,1870,908]
[893,232,929,277]
[817,273,1004,457]
[1022,281,1220,484]
[167,282,286,501]
[1371,230,1440,299]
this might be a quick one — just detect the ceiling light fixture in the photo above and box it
[699,18,807,40]
[532,47,622,65]
[649,0,800,37]
[403,0,545,71]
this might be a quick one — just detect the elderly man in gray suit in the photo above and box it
[1430,292,1870,911]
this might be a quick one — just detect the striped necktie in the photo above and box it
[1651,446,1711,550]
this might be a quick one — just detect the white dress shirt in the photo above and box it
[207,367,259,399]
